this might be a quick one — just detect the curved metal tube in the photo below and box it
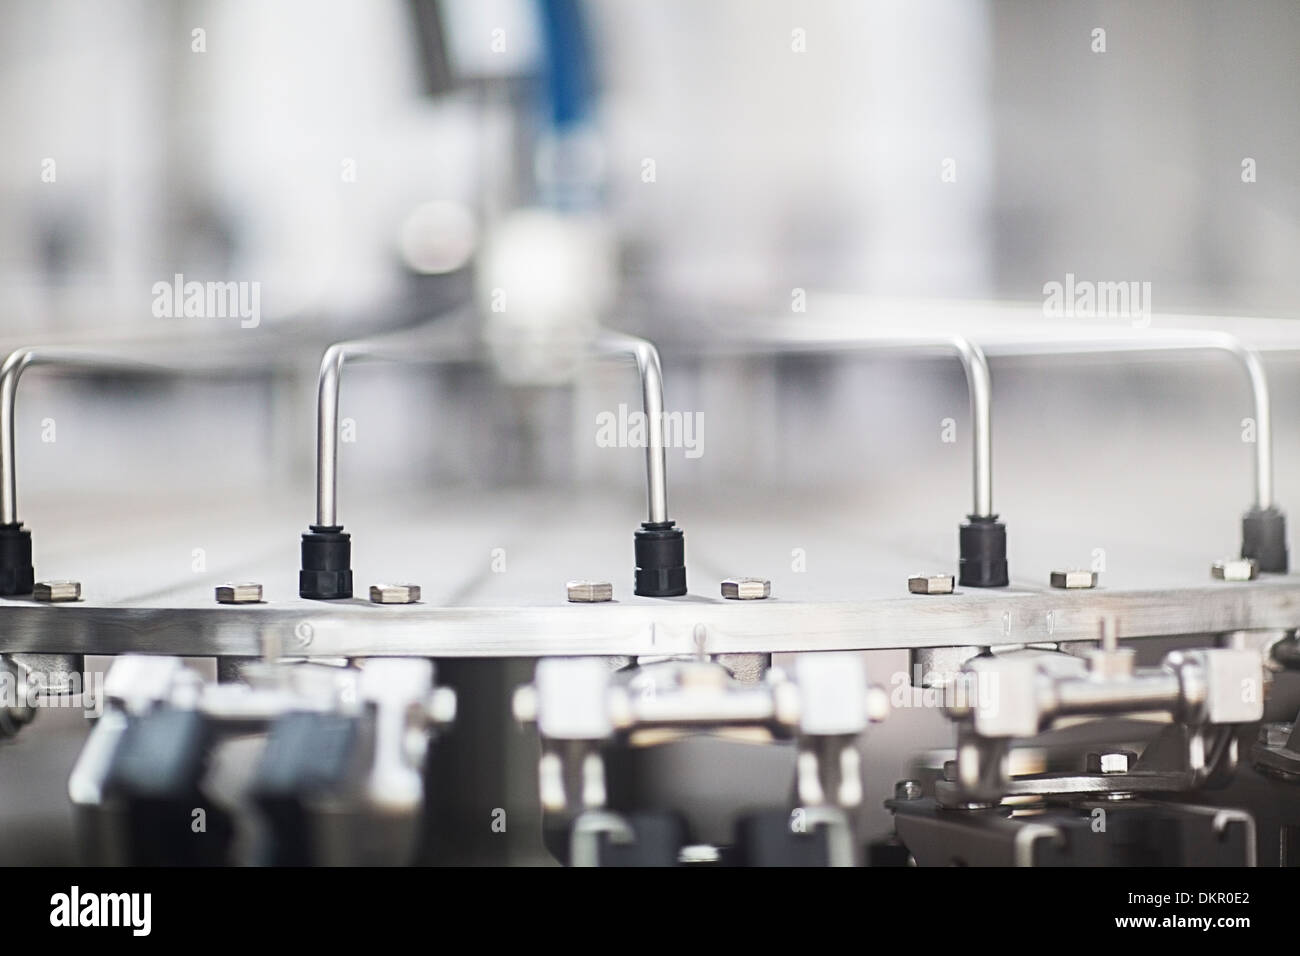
[1197,334,1271,510]
[0,347,172,526]
[734,323,1273,517]
[315,342,351,528]
[738,328,995,519]
[314,337,459,528]
[315,329,673,529]
[592,332,669,524]
[948,335,993,519]
[987,329,1272,510]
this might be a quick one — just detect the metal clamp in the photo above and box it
[516,653,887,815]
[940,631,1265,804]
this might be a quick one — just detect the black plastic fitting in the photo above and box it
[958,515,1009,588]
[0,522,34,596]
[300,524,353,600]
[1242,506,1287,574]
[634,521,686,597]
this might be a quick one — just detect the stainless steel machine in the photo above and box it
[0,0,1298,876]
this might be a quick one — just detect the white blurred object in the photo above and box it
[398,200,479,274]
[476,208,616,385]
[440,0,542,79]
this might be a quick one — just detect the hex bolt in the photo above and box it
[1258,723,1292,749]
[721,577,771,600]
[33,580,80,603]
[369,583,421,605]
[566,580,613,603]
[216,582,263,604]
[1212,557,1259,582]
[1050,569,1097,590]
[894,779,923,801]
[1085,751,1135,774]
[908,574,955,595]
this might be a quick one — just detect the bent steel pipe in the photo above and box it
[0,347,174,594]
[591,331,670,525]
[741,327,1004,586]
[987,328,1282,571]
[303,328,685,599]
[740,327,994,519]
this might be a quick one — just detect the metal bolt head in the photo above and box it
[894,779,923,801]
[908,574,954,595]
[1212,558,1258,582]
[1085,751,1135,774]
[33,580,80,603]
[369,583,421,604]
[721,577,771,600]
[216,582,263,604]
[566,580,613,603]
[1259,722,1293,749]
[1050,569,1097,590]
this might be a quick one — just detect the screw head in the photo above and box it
[369,583,421,604]
[216,582,263,604]
[1212,558,1259,582]
[566,580,613,603]
[908,574,955,595]
[894,779,923,801]
[721,577,771,600]
[33,580,80,603]
[1050,569,1097,589]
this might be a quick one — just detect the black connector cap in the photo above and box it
[299,525,352,599]
[958,515,1009,588]
[634,521,687,597]
[0,522,34,596]
[1242,506,1287,574]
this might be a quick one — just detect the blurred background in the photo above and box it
[1,0,1299,863]
[1,0,1298,501]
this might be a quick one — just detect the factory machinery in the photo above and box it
[1,311,1299,868]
